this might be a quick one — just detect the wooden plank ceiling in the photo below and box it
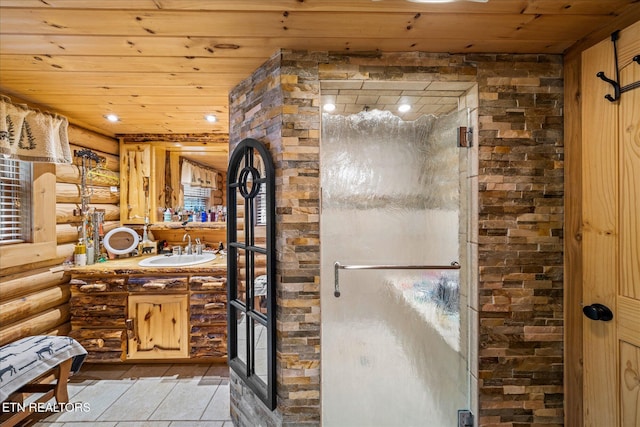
[0,0,639,139]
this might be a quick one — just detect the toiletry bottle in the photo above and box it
[164,208,172,222]
[86,241,95,265]
[74,241,87,266]
[201,209,208,222]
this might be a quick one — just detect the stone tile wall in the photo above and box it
[472,54,564,427]
[229,50,564,427]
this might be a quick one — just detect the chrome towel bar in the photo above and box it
[333,261,460,297]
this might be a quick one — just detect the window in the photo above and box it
[0,158,32,245]
[182,184,211,212]
[255,182,267,226]
[227,138,276,410]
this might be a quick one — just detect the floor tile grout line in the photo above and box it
[150,374,220,422]
[34,363,230,425]
[82,377,136,422]
[98,376,181,422]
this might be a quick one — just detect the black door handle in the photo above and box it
[582,303,613,321]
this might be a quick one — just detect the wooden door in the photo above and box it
[582,22,640,427]
[127,294,189,359]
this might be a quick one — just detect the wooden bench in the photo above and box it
[0,335,87,427]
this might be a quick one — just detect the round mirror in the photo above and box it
[103,227,139,255]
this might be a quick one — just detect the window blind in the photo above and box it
[256,184,267,226]
[183,184,211,212]
[0,158,32,244]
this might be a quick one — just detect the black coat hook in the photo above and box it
[596,30,640,103]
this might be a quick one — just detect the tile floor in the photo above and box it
[28,363,233,427]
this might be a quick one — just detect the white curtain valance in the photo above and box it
[0,95,72,164]
[180,158,218,189]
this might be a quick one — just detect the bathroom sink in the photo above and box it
[138,252,216,267]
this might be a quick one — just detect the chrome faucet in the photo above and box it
[183,232,193,255]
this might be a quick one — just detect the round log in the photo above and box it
[45,323,72,338]
[0,303,70,346]
[57,223,80,245]
[0,268,68,301]
[69,143,120,172]
[56,163,120,186]
[56,221,120,245]
[57,243,76,261]
[68,124,119,156]
[56,182,120,204]
[57,203,120,224]
[0,285,71,325]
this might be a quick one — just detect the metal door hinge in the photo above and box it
[458,127,473,147]
[458,410,474,427]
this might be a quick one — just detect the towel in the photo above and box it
[180,160,193,185]
[0,95,72,164]
[181,159,218,189]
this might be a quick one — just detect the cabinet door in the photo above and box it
[120,143,151,224]
[127,294,189,359]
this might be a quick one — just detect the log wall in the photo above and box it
[0,123,120,346]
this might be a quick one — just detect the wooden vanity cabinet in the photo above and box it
[69,272,228,362]
[69,277,128,362]
[190,276,228,358]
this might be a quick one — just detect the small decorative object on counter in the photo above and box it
[74,241,87,266]
[86,242,94,265]
[163,208,172,222]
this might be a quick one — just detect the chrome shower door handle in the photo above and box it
[333,261,460,298]
[334,262,341,297]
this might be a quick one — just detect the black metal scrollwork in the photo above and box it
[238,166,261,199]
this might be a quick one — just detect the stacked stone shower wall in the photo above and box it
[229,50,564,427]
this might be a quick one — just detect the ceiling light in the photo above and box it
[407,0,488,3]
[105,114,119,122]
[205,114,217,123]
[323,103,336,112]
[398,104,411,113]
[213,44,240,50]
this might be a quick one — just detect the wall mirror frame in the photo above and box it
[227,138,277,410]
[118,137,228,225]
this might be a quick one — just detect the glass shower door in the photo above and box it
[320,109,471,427]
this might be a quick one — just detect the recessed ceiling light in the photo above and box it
[407,0,488,2]
[205,114,217,123]
[105,114,119,122]
[213,44,240,50]
[398,104,411,113]
[323,103,336,112]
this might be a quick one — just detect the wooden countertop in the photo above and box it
[67,253,227,276]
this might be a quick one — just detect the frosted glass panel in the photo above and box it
[321,109,470,426]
